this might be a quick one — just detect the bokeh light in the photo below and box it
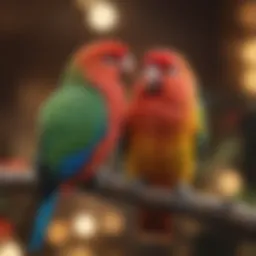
[72,213,97,239]
[47,220,70,247]
[241,38,256,66]
[239,2,256,31]
[68,247,94,256]
[241,69,256,94]
[86,1,119,33]
[215,169,243,197]
[0,241,23,256]
[102,211,125,236]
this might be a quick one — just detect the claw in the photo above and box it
[95,168,110,187]
[78,167,110,192]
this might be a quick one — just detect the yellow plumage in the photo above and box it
[126,127,197,187]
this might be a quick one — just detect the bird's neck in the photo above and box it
[62,66,126,119]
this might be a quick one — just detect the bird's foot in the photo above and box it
[79,165,113,192]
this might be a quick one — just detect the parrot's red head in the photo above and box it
[128,49,197,131]
[141,49,196,100]
[76,39,135,89]
[74,39,135,122]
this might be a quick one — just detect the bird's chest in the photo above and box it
[129,124,182,185]
[130,114,177,139]
[130,133,178,164]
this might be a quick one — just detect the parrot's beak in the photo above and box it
[145,81,162,95]
[120,54,136,85]
[121,54,136,73]
[143,66,162,95]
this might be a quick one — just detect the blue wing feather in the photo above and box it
[28,121,107,253]
[28,192,58,251]
[59,123,106,179]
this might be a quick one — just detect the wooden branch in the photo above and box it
[95,172,256,239]
[1,170,256,238]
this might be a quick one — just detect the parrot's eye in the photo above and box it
[102,55,119,64]
[144,65,161,83]
[121,54,135,72]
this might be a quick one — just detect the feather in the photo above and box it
[28,191,58,251]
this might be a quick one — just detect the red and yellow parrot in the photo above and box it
[124,48,208,237]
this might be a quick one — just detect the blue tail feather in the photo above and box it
[28,191,58,252]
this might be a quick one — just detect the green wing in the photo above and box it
[37,82,107,172]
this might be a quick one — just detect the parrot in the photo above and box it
[27,40,134,252]
[123,48,208,237]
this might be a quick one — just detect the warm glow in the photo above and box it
[76,0,87,10]
[68,247,94,256]
[86,1,119,33]
[215,169,243,197]
[242,69,256,94]
[72,213,97,239]
[102,211,125,235]
[0,219,13,239]
[175,217,201,236]
[0,241,23,256]
[47,220,70,247]
[239,2,256,30]
[241,39,256,66]
[75,0,96,11]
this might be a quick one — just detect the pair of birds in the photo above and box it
[28,39,208,252]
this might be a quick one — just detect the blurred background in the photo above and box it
[0,0,256,255]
